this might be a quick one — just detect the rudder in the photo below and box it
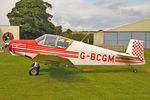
[126,39,144,61]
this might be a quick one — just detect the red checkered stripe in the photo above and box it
[131,40,144,61]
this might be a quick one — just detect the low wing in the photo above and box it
[32,54,75,67]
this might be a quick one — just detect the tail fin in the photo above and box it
[126,39,144,61]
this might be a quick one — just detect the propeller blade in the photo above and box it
[5,42,9,46]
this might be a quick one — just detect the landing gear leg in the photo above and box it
[129,65,137,73]
[133,69,137,72]
[31,62,40,70]
[29,62,40,76]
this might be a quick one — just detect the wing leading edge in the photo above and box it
[32,54,75,67]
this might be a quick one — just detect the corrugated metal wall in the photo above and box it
[104,31,150,48]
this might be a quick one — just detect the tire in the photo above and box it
[37,66,40,70]
[29,67,39,76]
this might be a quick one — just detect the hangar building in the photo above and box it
[94,19,150,49]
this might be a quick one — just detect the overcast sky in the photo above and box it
[0,0,150,31]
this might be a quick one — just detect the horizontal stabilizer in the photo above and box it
[117,53,144,62]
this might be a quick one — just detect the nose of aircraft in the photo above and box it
[4,42,9,46]
[8,40,38,52]
[8,40,13,52]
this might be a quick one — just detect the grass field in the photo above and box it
[0,50,150,100]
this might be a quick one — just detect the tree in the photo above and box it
[65,29,72,34]
[7,0,55,39]
[62,33,93,44]
[55,25,62,35]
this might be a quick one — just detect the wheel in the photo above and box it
[29,67,39,76]
[37,66,40,70]
[133,69,137,72]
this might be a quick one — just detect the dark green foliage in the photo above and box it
[62,33,93,44]
[55,26,62,35]
[65,29,72,34]
[7,0,55,39]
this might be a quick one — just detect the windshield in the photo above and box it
[36,35,45,45]
[36,34,72,48]
[44,35,57,47]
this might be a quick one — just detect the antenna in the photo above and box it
[81,33,89,42]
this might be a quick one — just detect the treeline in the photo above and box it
[55,26,94,44]
[7,0,93,44]
[61,33,93,44]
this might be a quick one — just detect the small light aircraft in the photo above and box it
[8,34,145,76]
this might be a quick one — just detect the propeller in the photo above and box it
[3,32,14,42]
[2,32,14,52]
[4,40,10,48]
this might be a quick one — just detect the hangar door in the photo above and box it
[147,32,150,48]
[104,31,149,48]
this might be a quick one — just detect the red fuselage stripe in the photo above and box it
[14,43,78,55]
[12,44,79,58]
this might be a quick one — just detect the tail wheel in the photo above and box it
[133,69,137,73]
[29,67,39,76]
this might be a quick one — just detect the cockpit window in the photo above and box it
[35,35,45,45]
[57,37,72,48]
[35,34,72,48]
[36,34,57,47]
[44,35,57,47]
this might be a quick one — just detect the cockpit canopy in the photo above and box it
[35,34,73,48]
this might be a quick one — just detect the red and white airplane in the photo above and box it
[8,34,145,75]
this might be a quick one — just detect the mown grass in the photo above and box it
[0,49,150,100]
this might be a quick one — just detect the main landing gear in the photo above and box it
[29,62,40,76]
